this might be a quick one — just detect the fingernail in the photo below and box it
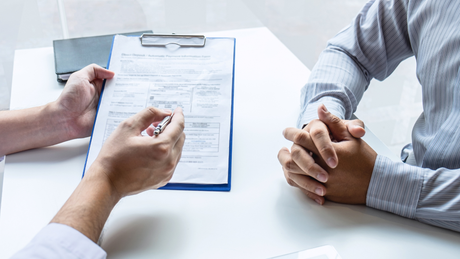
[327,157,337,168]
[315,198,322,205]
[315,188,323,196]
[317,173,328,183]
[322,105,328,112]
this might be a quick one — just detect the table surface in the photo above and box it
[1,27,460,259]
[0,0,425,196]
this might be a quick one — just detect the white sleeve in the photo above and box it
[10,223,106,259]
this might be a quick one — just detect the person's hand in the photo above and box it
[303,104,366,169]
[0,64,114,155]
[88,106,186,197]
[278,104,366,204]
[278,105,376,204]
[51,106,185,242]
[54,64,115,139]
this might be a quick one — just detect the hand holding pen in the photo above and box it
[154,113,173,135]
[145,108,180,137]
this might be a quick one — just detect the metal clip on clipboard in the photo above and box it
[139,33,206,47]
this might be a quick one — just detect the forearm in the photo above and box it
[51,163,121,243]
[299,0,413,127]
[298,48,369,127]
[0,102,74,156]
[368,155,460,232]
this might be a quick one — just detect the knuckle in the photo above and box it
[155,142,171,156]
[286,177,295,187]
[309,119,321,126]
[166,160,177,172]
[309,119,325,129]
[297,179,309,190]
[318,145,332,156]
[178,120,185,131]
[293,131,307,144]
[310,128,326,139]
[329,115,342,124]
[306,162,315,175]
[284,171,295,186]
[146,106,157,115]
[120,119,135,130]
[285,158,294,172]
[89,63,98,71]
[305,191,317,200]
[290,147,302,161]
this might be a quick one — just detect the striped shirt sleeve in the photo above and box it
[299,0,460,232]
[368,155,460,232]
[298,0,413,128]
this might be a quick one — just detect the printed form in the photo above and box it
[84,35,235,184]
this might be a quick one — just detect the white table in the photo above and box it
[1,27,460,259]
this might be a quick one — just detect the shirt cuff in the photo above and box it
[12,223,106,259]
[366,155,425,219]
[297,97,347,128]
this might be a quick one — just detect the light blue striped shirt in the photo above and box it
[299,0,460,232]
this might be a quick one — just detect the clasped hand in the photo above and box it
[278,104,377,205]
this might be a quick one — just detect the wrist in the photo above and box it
[362,144,378,204]
[45,101,80,141]
[26,103,73,148]
[86,161,123,202]
[51,165,121,243]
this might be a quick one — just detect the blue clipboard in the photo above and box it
[82,34,235,192]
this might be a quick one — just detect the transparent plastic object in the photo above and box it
[270,245,342,259]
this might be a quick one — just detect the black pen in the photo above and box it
[154,114,173,135]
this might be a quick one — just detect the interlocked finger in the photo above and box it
[288,173,326,197]
[278,147,307,176]
[290,143,329,182]
[308,119,338,168]
[300,188,325,205]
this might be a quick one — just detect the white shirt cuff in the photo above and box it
[11,223,106,259]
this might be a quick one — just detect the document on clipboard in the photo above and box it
[83,34,235,191]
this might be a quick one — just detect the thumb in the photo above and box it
[82,64,115,81]
[72,64,115,93]
[345,119,366,138]
[317,104,350,141]
[127,107,171,133]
